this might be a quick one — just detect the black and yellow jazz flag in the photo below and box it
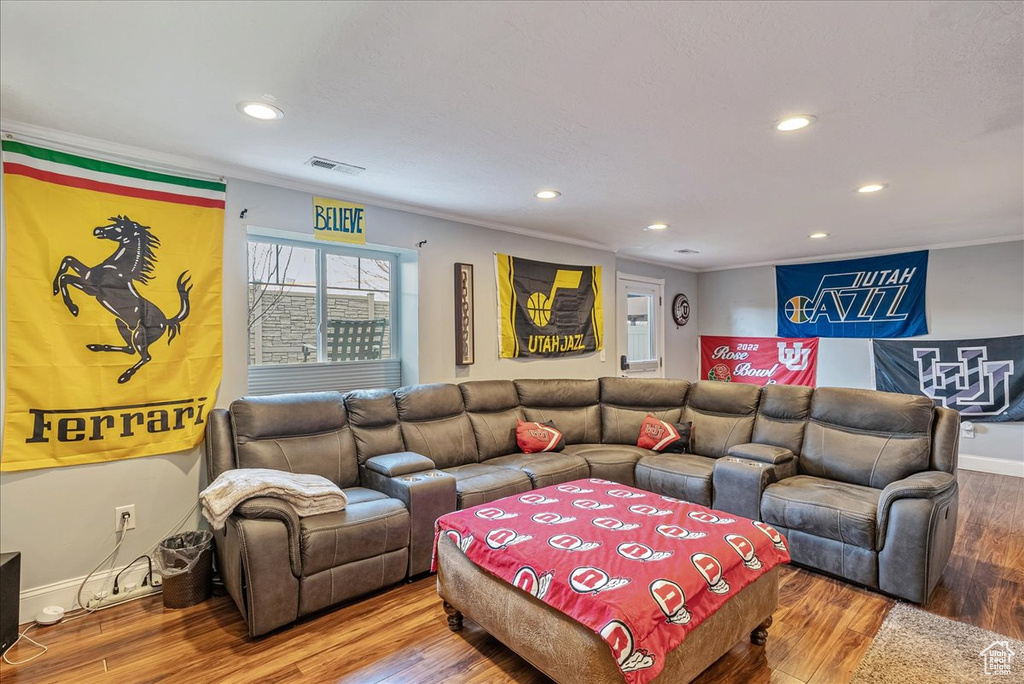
[495,253,603,359]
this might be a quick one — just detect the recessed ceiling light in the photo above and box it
[238,101,284,120]
[535,190,561,199]
[774,115,816,132]
[646,223,669,231]
[857,183,888,193]
[809,232,830,239]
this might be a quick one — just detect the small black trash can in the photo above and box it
[156,530,213,609]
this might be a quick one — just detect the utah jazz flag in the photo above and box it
[496,254,603,358]
[2,140,224,471]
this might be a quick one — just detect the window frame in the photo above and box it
[246,230,401,367]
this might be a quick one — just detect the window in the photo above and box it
[246,234,401,394]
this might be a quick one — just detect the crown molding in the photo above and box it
[0,120,617,254]
[695,235,1024,273]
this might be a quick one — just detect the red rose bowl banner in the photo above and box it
[700,336,818,387]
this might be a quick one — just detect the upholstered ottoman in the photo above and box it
[434,480,787,684]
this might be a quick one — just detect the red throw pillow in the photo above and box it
[637,415,693,454]
[516,420,566,454]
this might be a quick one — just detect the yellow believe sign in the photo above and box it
[313,196,366,244]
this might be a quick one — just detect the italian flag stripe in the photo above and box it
[2,140,225,192]
[3,162,225,209]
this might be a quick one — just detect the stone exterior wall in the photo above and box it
[249,289,391,364]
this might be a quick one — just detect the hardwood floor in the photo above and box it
[2,470,1021,684]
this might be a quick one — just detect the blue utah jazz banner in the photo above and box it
[777,251,928,338]
[874,335,1024,422]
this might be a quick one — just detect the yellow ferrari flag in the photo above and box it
[1,141,224,471]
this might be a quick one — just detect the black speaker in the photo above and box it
[0,552,20,654]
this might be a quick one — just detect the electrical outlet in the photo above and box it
[115,504,136,532]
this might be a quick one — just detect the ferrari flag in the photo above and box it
[2,140,225,471]
[496,254,603,358]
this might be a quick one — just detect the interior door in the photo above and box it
[616,274,665,378]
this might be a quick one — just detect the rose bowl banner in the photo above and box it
[700,336,818,387]
[873,335,1024,423]
[777,250,928,339]
[2,140,225,471]
[496,253,603,358]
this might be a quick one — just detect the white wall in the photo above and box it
[1,174,695,608]
[696,241,1024,469]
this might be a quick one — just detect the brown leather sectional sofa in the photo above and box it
[205,377,960,636]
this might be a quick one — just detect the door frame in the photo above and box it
[615,272,666,378]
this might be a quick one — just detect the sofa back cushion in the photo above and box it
[460,380,524,460]
[801,387,935,488]
[345,389,405,464]
[599,377,689,444]
[396,383,479,469]
[515,379,602,444]
[229,392,358,487]
[752,384,813,454]
[682,381,761,458]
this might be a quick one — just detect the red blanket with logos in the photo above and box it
[433,479,790,684]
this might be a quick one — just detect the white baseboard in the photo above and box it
[18,562,162,624]
[958,454,1024,478]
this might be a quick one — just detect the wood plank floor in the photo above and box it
[2,470,1020,684]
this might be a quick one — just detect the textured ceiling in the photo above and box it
[1,1,1021,269]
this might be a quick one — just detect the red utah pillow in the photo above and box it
[637,414,693,454]
[516,420,566,454]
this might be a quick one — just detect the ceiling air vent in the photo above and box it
[304,156,365,176]
[674,248,700,255]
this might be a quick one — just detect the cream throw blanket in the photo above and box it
[200,468,348,530]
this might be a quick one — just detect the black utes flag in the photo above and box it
[873,335,1024,422]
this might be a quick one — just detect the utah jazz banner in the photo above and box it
[1,140,225,471]
[496,254,603,358]
[777,251,928,338]
[874,335,1024,422]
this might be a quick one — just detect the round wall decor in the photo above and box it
[672,293,690,327]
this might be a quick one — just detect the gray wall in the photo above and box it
[696,241,1024,467]
[0,176,695,599]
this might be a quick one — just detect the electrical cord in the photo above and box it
[2,500,202,667]
[1,624,47,666]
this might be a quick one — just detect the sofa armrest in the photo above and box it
[365,452,436,477]
[877,471,957,548]
[235,497,302,577]
[222,515,300,637]
[361,468,456,576]
[727,443,794,465]
[712,457,782,522]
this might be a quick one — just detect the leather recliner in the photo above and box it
[206,377,961,634]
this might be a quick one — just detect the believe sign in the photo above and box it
[313,196,366,245]
[699,336,818,387]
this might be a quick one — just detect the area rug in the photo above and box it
[851,603,1023,683]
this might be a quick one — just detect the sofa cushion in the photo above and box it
[461,380,525,460]
[230,392,359,488]
[752,384,813,454]
[443,463,533,508]
[563,444,651,486]
[682,381,761,458]
[599,377,689,444]
[299,487,410,576]
[396,384,479,469]
[515,379,602,444]
[634,453,715,506]
[761,475,881,550]
[345,389,405,464]
[484,452,589,488]
[801,387,934,489]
